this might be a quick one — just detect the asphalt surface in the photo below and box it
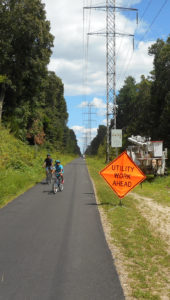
[0,158,125,300]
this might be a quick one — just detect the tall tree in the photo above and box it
[0,0,80,154]
[41,72,68,146]
[0,75,8,123]
[149,37,170,147]
[63,129,81,155]
[117,76,137,136]
[86,125,106,155]
[0,0,54,124]
[134,75,152,136]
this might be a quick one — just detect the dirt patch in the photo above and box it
[130,192,170,252]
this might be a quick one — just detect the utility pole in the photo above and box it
[84,1,138,162]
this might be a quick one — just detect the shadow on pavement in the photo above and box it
[83,192,94,195]
[86,202,116,207]
[43,190,54,195]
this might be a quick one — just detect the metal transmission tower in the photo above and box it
[83,1,138,162]
[82,103,96,154]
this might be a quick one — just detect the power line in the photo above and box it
[139,0,168,42]
[139,0,153,23]
[116,0,132,57]
[82,0,93,100]
[117,0,169,91]
[82,1,94,153]
[117,0,153,67]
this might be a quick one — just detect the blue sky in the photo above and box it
[42,0,170,152]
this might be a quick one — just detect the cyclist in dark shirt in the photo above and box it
[43,154,53,177]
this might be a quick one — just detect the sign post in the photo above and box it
[100,151,146,204]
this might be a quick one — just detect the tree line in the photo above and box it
[87,36,170,156]
[0,0,80,155]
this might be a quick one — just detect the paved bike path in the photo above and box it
[0,158,124,300]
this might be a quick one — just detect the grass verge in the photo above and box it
[87,156,170,300]
[134,173,170,206]
[0,127,76,208]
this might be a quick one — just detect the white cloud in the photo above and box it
[78,97,115,117]
[71,125,98,152]
[117,0,142,5]
[71,125,97,135]
[79,97,105,109]
[79,97,105,107]
[91,97,105,109]
[71,126,84,133]
[78,101,88,108]
[116,40,154,90]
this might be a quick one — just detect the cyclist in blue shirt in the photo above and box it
[53,160,64,183]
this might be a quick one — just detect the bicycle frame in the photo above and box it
[46,167,52,184]
[53,173,63,193]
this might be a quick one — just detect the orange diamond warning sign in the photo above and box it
[100,151,146,198]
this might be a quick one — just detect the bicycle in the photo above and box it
[46,167,52,184]
[53,173,64,194]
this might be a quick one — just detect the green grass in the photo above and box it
[134,174,170,206]
[0,127,76,207]
[86,156,170,300]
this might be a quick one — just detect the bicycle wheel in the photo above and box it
[46,174,49,184]
[53,182,58,194]
[49,172,52,184]
[59,183,63,191]
[46,170,50,184]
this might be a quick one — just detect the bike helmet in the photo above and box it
[55,160,60,163]
[47,153,51,156]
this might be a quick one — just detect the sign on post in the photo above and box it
[111,129,122,147]
[100,151,146,198]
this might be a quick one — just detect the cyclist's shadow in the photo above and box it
[41,183,54,195]
[43,189,55,195]
[40,180,49,185]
